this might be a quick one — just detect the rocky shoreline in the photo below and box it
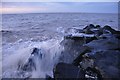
[53,24,120,79]
[11,24,120,79]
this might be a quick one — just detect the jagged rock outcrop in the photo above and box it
[54,24,120,79]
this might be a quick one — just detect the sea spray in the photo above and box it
[2,38,64,78]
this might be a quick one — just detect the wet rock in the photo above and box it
[79,56,94,69]
[102,25,119,34]
[85,67,103,80]
[77,36,120,78]
[1,30,11,33]
[83,24,96,34]
[57,24,120,79]
[86,50,120,78]
[60,37,85,63]
[18,48,42,72]
[85,37,120,51]
[53,63,85,78]
[95,25,101,28]
[31,48,43,59]
[72,46,91,66]
[83,24,103,38]
[114,34,120,39]
[64,33,97,43]
[84,29,94,34]
[91,28,103,38]
[46,75,52,80]
[99,33,115,39]
[65,27,84,34]
[60,33,96,63]
[83,24,95,30]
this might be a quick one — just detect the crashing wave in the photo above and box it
[2,38,64,78]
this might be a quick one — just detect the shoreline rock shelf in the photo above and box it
[54,24,120,79]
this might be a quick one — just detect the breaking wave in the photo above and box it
[2,38,64,78]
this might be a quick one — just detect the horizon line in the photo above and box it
[1,12,119,15]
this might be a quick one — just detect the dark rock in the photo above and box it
[102,25,118,34]
[86,50,120,78]
[60,37,85,63]
[31,48,43,59]
[79,36,120,78]
[1,30,12,33]
[95,25,101,28]
[60,34,96,63]
[89,24,95,28]
[94,30,103,38]
[46,75,53,80]
[78,29,85,33]
[64,34,83,40]
[113,33,120,39]
[87,38,120,51]
[57,24,120,79]
[99,33,115,40]
[85,67,103,80]
[53,63,85,78]
[83,24,95,30]
[72,46,91,66]
[64,33,97,44]
[84,30,94,34]
[83,24,103,37]
[85,37,97,43]
[21,57,36,71]
[18,48,42,72]
[83,24,94,34]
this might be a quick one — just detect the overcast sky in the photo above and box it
[2,0,119,2]
[1,0,119,14]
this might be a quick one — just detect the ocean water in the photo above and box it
[1,13,118,78]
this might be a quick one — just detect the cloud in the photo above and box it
[2,0,120,2]
[1,2,118,14]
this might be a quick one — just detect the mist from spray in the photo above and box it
[2,38,64,78]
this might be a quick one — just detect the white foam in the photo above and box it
[72,33,95,37]
[2,38,64,78]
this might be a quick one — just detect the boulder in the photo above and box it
[102,25,119,34]
[60,37,85,63]
[18,48,42,72]
[73,37,120,78]
[72,46,91,66]
[83,24,96,34]
[83,24,95,30]
[56,24,120,79]
[86,50,120,78]
[95,25,101,28]
[60,33,96,63]
[53,63,85,78]
[85,37,120,51]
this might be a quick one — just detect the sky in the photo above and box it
[2,0,120,2]
[0,0,119,14]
